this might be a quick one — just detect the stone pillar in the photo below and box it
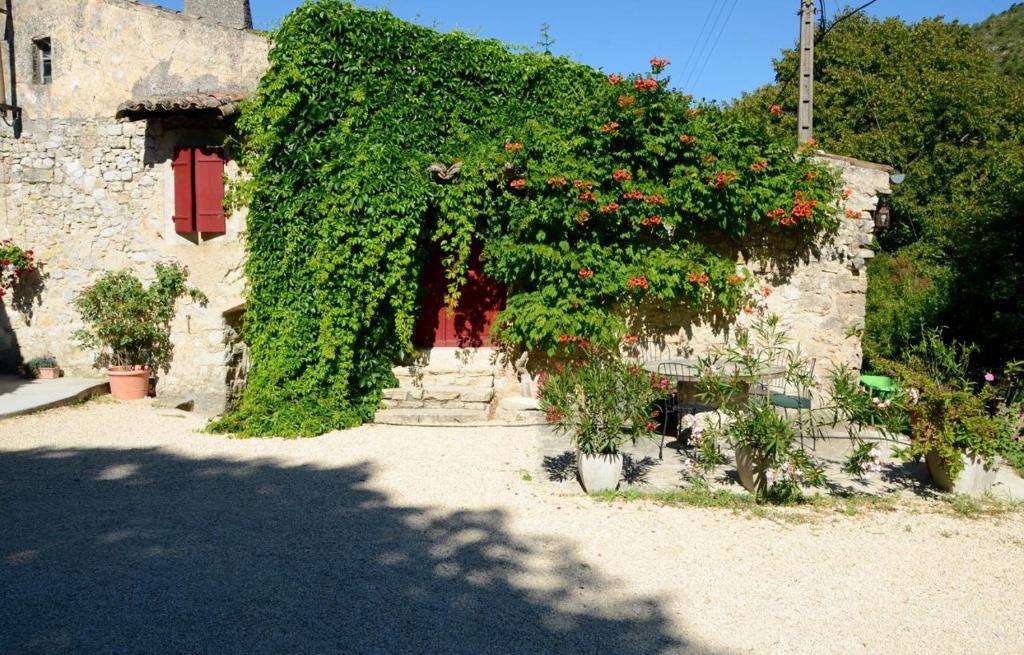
[183,0,253,30]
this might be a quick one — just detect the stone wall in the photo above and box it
[0,115,248,412]
[6,0,269,121]
[637,154,890,374]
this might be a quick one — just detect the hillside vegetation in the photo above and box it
[975,2,1024,79]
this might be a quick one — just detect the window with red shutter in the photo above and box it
[172,146,227,235]
[172,146,195,233]
[194,147,226,233]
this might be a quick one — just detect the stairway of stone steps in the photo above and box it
[374,365,496,425]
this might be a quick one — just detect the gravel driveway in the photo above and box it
[2,400,1023,654]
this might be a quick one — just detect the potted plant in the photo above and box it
[0,238,37,300]
[24,355,60,379]
[538,341,663,493]
[888,333,1006,496]
[73,262,206,400]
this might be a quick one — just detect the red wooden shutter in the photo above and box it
[172,146,195,233]
[194,147,226,233]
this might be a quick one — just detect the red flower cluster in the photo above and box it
[651,375,670,391]
[558,334,581,343]
[708,170,737,190]
[608,73,623,85]
[627,275,649,290]
[612,169,632,182]
[767,208,786,220]
[578,191,596,202]
[644,194,665,205]
[546,176,568,187]
[598,202,620,213]
[574,179,594,189]
[842,188,854,199]
[727,274,743,285]
[509,178,526,190]
[601,121,621,133]
[640,215,662,226]
[687,272,710,287]
[576,209,591,224]
[622,189,645,201]
[645,421,658,432]
[578,268,594,278]
[634,78,658,91]
[845,209,862,219]
[618,94,636,108]
[750,160,769,172]
[544,407,565,423]
[703,154,717,164]
[622,334,639,343]
[763,286,773,297]
[791,190,817,219]
[650,57,671,71]
[770,104,783,115]
[679,134,697,144]
[804,171,818,181]
[504,141,523,151]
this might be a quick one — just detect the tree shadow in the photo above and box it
[0,446,719,654]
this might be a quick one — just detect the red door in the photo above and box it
[414,242,506,347]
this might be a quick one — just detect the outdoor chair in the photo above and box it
[768,358,815,413]
[655,361,715,459]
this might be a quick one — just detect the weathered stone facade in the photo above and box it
[0,0,268,412]
[637,154,890,372]
[0,0,890,419]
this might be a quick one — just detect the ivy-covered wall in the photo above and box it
[214,0,841,437]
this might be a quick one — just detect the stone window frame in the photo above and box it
[32,36,52,85]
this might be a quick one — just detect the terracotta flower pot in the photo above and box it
[36,366,61,379]
[734,445,769,495]
[106,366,151,400]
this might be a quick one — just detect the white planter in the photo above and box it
[926,451,1000,497]
[734,445,768,495]
[577,452,623,493]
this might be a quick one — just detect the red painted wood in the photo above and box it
[414,242,506,348]
[194,147,226,233]
[171,147,194,233]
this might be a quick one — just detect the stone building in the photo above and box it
[0,0,890,420]
[0,0,267,411]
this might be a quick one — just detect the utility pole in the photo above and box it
[798,0,815,143]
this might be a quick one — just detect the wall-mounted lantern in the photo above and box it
[873,200,891,230]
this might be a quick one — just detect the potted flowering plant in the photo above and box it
[0,239,37,300]
[23,355,60,379]
[538,340,664,493]
[73,262,206,400]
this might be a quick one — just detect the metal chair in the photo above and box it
[654,362,714,459]
[769,358,815,413]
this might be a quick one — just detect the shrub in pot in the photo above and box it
[73,263,206,400]
[538,341,663,493]
[24,355,60,379]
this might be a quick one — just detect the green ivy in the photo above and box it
[212,0,839,437]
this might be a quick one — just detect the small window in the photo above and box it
[33,37,52,85]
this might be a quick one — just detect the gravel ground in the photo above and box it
[2,400,1023,654]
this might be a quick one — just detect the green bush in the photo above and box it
[73,263,206,372]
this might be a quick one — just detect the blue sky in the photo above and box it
[149,1,1017,100]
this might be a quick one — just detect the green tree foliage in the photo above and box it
[214,0,838,437]
[734,12,1024,368]
[975,2,1024,79]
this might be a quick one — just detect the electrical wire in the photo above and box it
[688,0,740,93]
[682,1,731,91]
[679,1,720,87]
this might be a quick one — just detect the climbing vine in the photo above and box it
[212,0,839,437]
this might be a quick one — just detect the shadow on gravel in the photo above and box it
[0,447,722,654]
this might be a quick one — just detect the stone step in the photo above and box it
[496,395,546,425]
[383,385,495,403]
[373,407,492,426]
[380,398,492,411]
[394,371,496,389]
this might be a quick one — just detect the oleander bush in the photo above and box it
[214,0,841,436]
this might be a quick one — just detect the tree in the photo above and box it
[733,12,1024,368]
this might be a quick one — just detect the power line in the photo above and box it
[679,2,720,86]
[682,1,731,91]
[688,0,740,93]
